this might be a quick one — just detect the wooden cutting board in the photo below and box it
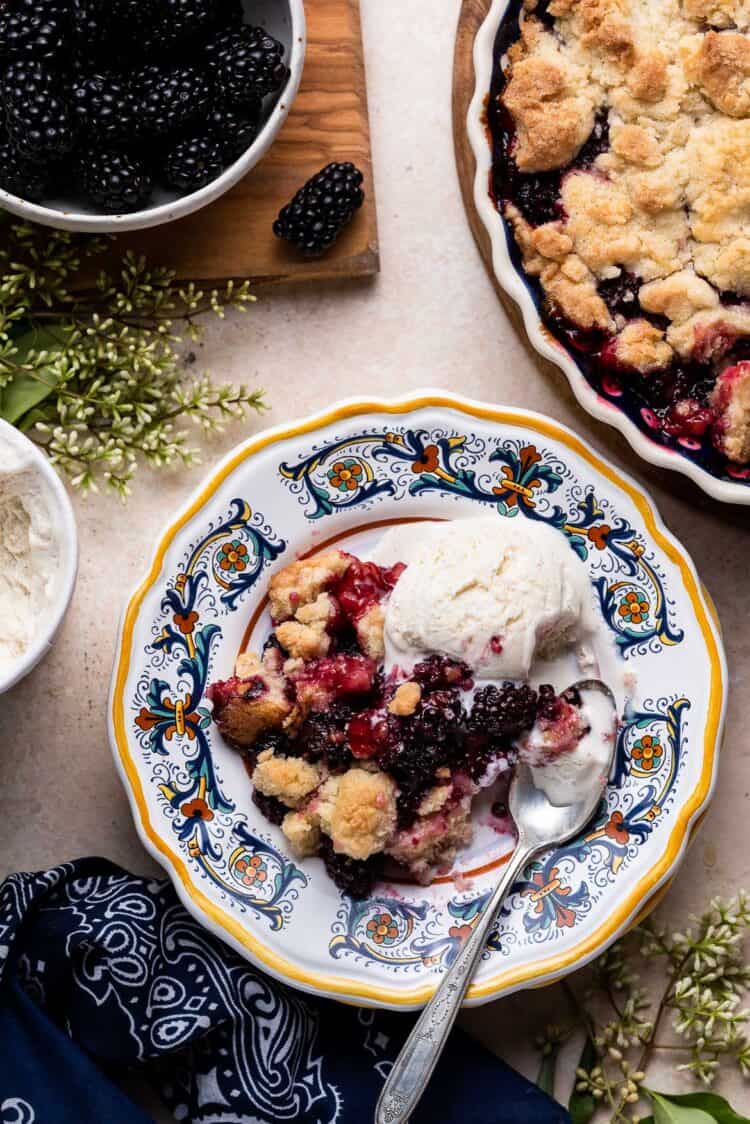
[111,0,378,285]
[453,0,510,306]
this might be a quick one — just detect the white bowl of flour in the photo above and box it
[0,419,78,694]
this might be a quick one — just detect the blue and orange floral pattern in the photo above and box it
[328,457,365,493]
[126,418,703,987]
[131,500,306,929]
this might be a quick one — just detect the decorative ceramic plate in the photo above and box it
[467,0,750,505]
[109,393,726,1009]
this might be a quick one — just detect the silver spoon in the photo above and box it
[375,679,617,1124]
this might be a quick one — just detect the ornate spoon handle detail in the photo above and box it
[375,840,536,1124]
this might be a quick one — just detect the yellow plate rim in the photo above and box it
[108,392,727,1008]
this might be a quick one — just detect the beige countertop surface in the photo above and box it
[1,1,749,1116]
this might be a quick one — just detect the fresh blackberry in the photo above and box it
[206,25,287,104]
[273,162,365,256]
[71,74,136,144]
[378,691,466,827]
[2,57,55,108]
[79,149,152,213]
[468,683,539,741]
[251,788,287,827]
[0,4,68,61]
[32,1,72,18]
[319,836,383,899]
[131,63,211,137]
[163,133,223,192]
[6,86,76,162]
[155,0,218,46]
[215,0,244,28]
[72,0,157,56]
[0,141,48,200]
[206,101,261,162]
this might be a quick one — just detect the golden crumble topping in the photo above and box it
[500,0,750,406]
[388,681,422,717]
[268,551,350,622]
[274,593,338,661]
[281,809,321,858]
[355,603,385,661]
[316,769,397,861]
[607,319,673,371]
[251,749,322,809]
[711,362,750,458]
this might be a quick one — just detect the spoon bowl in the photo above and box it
[509,678,618,849]
[375,678,618,1124]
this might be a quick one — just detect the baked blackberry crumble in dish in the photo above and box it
[477,0,750,495]
[209,517,623,898]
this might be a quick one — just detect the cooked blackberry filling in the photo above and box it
[209,539,602,896]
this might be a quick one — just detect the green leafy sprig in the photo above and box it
[0,217,265,497]
[535,892,750,1123]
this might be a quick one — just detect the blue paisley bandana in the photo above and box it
[0,860,571,1123]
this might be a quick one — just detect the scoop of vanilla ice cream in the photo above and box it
[373,517,596,680]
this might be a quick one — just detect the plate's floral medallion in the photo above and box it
[110,396,726,1008]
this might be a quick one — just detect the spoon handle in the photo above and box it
[374,841,536,1124]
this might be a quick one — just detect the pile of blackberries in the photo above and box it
[0,0,288,212]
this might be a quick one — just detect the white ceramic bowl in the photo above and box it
[109,392,726,1009]
[467,0,750,505]
[0,419,78,694]
[0,0,306,233]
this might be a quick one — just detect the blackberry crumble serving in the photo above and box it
[489,0,750,476]
[208,518,621,898]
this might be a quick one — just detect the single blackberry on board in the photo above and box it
[0,4,68,61]
[79,149,153,213]
[131,63,212,137]
[0,141,49,200]
[163,133,223,191]
[71,74,136,144]
[206,101,261,162]
[206,25,287,104]
[273,162,365,257]
[7,88,77,161]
